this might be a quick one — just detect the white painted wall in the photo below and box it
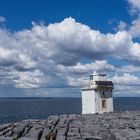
[82,90,96,114]
[95,91,101,113]
[81,72,113,114]
[82,89,113,114]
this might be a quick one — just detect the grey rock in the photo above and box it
[0,111,140,140]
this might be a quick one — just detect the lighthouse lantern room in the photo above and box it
[81,71,114,114]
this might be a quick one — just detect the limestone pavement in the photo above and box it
[0,111,140,140]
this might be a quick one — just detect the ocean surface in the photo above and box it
[0,97,140,124]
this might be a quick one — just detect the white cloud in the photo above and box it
[56,60,115,87]
[111,73,140,95]
[0,17,139,96]
[14,69,44,88]
[112,73,140,85]
[0,16,6,23]
[128,0,140,15]
[129,17,140,38]
[117,21,127,31]
[128,0,140,8]
[0,47,19,65]
[1,18,138,66]
[67,77,88,87]
[57,60,115,75]
[127,0,140,38]
[118,65,140,73]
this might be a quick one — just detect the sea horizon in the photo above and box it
[0,96,140,99]
[0,97,140,124]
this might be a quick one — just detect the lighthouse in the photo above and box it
[81,71,114,114]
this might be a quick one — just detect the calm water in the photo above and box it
[0,97,140,124]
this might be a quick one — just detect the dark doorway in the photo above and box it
[102,99,107,108]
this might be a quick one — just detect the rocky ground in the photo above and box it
[0,111,140,140]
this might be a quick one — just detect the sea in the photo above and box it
[0,97,140,124]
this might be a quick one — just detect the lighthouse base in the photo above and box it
[81,89,113,114]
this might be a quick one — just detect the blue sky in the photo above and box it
[0,0,140,97]
[0,0,130,32]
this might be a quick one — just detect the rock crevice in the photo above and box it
[0,111,140,140]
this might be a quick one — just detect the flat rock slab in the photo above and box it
[0,111,140,140]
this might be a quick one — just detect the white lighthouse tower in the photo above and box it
[81,71,114,114]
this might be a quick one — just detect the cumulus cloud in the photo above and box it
[11,18,139,66]
[128,0,140,15]
[112,1,140,39]
[112,73,140,85]
[0,16,6,23]
[14,69,44,88]
[0,17,140,96]
[118,65,140,73]
[117,21,127,31]
[56,60,115,87]
[111,73,140,95]
[126,0,140,38]
[57,60,115,75]
[129,17,140,38]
